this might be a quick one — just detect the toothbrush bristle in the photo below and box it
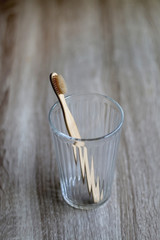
[50,72,67,95]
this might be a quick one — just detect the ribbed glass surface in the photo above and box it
[49,94,124,210]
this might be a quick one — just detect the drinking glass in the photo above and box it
[49,93,124,210]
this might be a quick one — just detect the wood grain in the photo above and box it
[0,0,160,239]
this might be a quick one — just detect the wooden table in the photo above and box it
[0,0,160,239]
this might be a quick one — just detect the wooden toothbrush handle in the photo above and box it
[59,94,81,139]
[59,94,102,202]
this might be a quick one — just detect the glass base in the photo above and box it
[61,187,110,210]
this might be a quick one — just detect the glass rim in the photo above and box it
[48,93,124,142]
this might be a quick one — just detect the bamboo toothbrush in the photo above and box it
[50,72,103,202]
[50,72,81,139]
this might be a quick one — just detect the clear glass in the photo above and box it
[49,93,124,210]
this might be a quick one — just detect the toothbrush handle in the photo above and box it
[59,94,81,139]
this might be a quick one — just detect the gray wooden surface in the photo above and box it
[0,0,160,239]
